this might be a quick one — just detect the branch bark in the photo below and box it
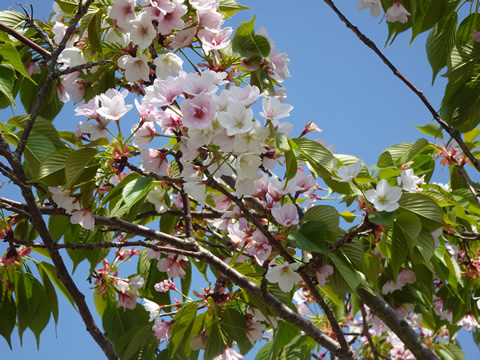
[358,287,439,360]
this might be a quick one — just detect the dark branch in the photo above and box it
[0,21,51,59]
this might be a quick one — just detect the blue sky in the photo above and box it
[1,0,479,358]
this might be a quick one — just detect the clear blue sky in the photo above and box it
[1,0,479,358]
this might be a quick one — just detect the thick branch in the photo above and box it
[0,22,51,59]
[322,0,480,173]
[358,287,439,360]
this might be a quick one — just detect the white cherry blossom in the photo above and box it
[153,53,183,79]
[118,54,150,83]
[265,262,302,292]
[365,179,402,212]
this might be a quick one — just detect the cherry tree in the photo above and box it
[1,0,480,359]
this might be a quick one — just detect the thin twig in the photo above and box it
[15,0,96,157]
[53,60,113,78]
[322,0,480,174]
[457,165,480,207]
[359,302,380,360]
[328,216,373,253]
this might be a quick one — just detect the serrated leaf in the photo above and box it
[232,16,271,58]
[293,137,335,179]
[37,261,76,309]
[0,64,15,106]
[221,308,252,354]
[0,10,25,28]
[14,272,51,348]
[415,123,444,139]
[0,43,36,84]
[0,284,16,348]
[426,12,457,83]
[441,79,480,132]
[37,150,71,186]
[103,304,149,347]
[399,193,446,231]
[25,133,56,178]
[303,205,339,241]
[55,0,80,15]
[37,266,59,326]
[218,0,250,18]
[122,177,153,212]
[329,251,365,293]
[65,147,97,186]
[287,222,326,254]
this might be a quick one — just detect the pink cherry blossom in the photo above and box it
[198,27,233,52]
[141,148,169,175]
[456,312,480,331]
[180,94,216,129]
[315,265,334,287]
[152,319,172,342]
[144,76,183,107]
[70,208,95,231]
[132,122,157,147]
[156,2,187,35]
[385,2,411,24]
[157,255,186,278]
[271,203,299,227]
[154,279,176,292]
[96,89,133,123]
[108,0,136,28]
[473,30,480,42]
[78,121,107,140]
[128,11,156,49]
[118,54,151,83]
[245,316,266,345]
[216,345,244,360]
[260,97,293,122]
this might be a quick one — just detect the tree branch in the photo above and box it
[322,0,480,173]
[457,164,480,207]
[357,287,439,360]
[0,21,51,59]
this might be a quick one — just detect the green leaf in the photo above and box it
[87,10,103,54]
[426,12,457,83]
[65,225,95,272]
[255,342,273,360]
[160,214,179,234]
[0,10,25,28]
[399,193,446,231]
[329,251,365,293]
[270,321,300,359]
[391,212,422,278]
[293,137,335,179]
[15,272,51,348]
[168,303,198,358]
[122,177,154,212]
[117,325,158,360]
[218,0,250,18]
[0,284,16,348]
[65,148,98,187]
[415,123,444,139]
[368,210,397,227]
[441,79,480,132]
[37,266,59,326]
[204,319,224,360]
[137,249,171,305]
[0,43,36,84]
[231,16,271,58]
[0,64,15,106]
[55,0,80,15]
[37,150,71,186]
[457,13,480,44]
[25,133,56,178]
[303,205,339,241]
[287,222,326,254]
[221,308,251,354]
[37,261,76,309]
[103,304,149,347]
[275,134,297,182]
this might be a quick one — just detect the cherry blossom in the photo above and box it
[357,0,382,18]
[337,160,362,182]
[156,1,188,35]
[456,312,480,331]
[198,27,233,52]
[180,94,216,129]
[215,345,244,360]
[109,0,137,28]
[397,169,424,192]
[385,2,411,24]
[146,185,168,213]
[259,97,293,122]
[265,262,302,292]
[315,265,334,287]
[153,53,183,79]
[271,203,299,227]
[132,122,157,147]
[141,148,169,175]
[128,11,156,49]
[143,298,162,322]
[365,179,402,212]
[157,255,187,278]
[118,54,151,83]
[96,89,133,123]
[152,319,172,342]
[154,279,176,292]
[245,316,266,345]
[217,102,253,136]
[70,208,95,231]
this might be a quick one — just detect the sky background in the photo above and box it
[1,0,479,358]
